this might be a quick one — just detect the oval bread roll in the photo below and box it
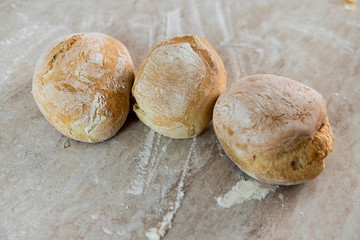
[132,35,227,138]
[32,33,135,143]
[213,74,334,185]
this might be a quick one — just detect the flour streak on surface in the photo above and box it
[0,23,68,86]
[145,133,162,183]
[189,4,205,37]
[145,138,197,240]
[146,138,172,186]
[216,178,278,208]
[214,1,231,45]
[127,130,172,195]
[127,129,156,195]
[165,8,182,38]
[102,226,114,235]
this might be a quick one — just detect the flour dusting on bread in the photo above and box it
[32,32,135,142]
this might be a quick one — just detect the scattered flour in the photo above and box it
[127,130,156,195]
[214,1,231,45]
[216,178,278,208]
[165,8,182,38]
[102,226,113,235]
[127,130,172,195]
[146,138,172,186]
[145,138,196,240]
[116,230,126,235]
[278,193,285,200]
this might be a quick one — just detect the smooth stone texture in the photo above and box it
[0,0,359,239]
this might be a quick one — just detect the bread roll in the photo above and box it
[213,74,334,185]
[32,33,135,143]
[132,35,226,138]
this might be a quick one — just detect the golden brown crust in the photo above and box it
[32,33,135,143]
[132,35,226,138]
[213,74,334,185]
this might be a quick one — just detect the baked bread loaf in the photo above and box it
[132,35,226,138]
[32,33,135,143]
[213,74,334,185]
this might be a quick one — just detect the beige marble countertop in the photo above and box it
[1,0,360,239]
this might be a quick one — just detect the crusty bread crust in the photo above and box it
[32,33,135,142]
[132,35,226,138]
[213,74,334,185]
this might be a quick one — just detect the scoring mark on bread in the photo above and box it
[55,83,77,93]
[40,34,84,81]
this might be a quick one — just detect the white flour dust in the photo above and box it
[127,130,156,195]
[214,1,231,45]
[145,138,197,240]
[165,8,182,38]
[0,23,68,85]
[147,138,172,186]
[127,130,172,195]
[102,226,113,235]
[216,178,278,208]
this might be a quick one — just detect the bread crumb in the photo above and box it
[278,193,285,200]
[102,227,113,235]
[116,230,126,236]
[146,223,168,240]
[216,178,278,208]
[63,140,71,148]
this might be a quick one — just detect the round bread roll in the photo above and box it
[213,74,334,185]
[32,33,135,143]
[132,35,226,138]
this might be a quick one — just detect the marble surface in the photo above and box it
[1,0,360,239]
